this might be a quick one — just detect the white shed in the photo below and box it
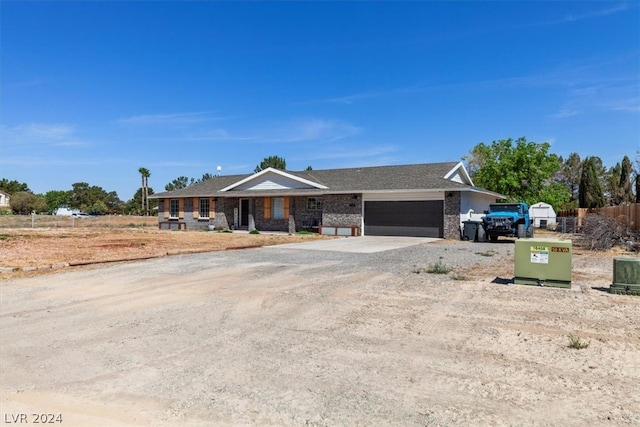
[530,202,557,228]
[0,190,10,209]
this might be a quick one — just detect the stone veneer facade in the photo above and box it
[443,191,461,240]
[320,194,362,229]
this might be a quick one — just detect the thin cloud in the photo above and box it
[2,79,45,91]
[0,123,87,147]
[560,3,629,24]
[0,156,99,167]
[117,111,223,126]
[308,84,428,105]
[511,3,632,30]
[551,109,582,119]
[18,123,75,140]
[265,118,363,143]
[179,128,260,142]
[294,144,397,162]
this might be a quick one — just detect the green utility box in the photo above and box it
[514,238,572,288]
[609,257,640,295]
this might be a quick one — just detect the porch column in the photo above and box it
[248,199,256,231]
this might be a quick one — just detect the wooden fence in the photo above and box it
[557,203,640,231]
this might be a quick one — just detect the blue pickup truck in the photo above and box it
[482,202,533,241]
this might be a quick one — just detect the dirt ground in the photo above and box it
[0,225,324,279]
[1,226,639,426]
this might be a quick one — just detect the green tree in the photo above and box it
[605,162,622,205]
[44,190,71,214]
[68,182,115,212]
[0,179,30,195]
[90,200,109,215]
[618,155,634,204]
[9,192,47,214]
[464,137,564,207]
[126,188,157,214]
[579,157,605,208]
[105,191,125,214]
[538,182,571,212]
[165,176,195,191]
[198,173,215,182]
[558,153,581,207]
[254,155,286,173]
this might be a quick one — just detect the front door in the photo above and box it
[240,198,249,227]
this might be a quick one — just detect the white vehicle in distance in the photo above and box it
[71,212,95,218]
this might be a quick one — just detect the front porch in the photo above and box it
[158,194,362,234]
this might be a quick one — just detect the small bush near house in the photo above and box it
[249,229,260,234]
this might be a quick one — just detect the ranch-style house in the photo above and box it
[149,162,503,239]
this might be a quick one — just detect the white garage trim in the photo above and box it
[362,191,445,201]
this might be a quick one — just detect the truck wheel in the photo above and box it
[526,225,534,238]
[489,234,498,242]
[517,223,526,238]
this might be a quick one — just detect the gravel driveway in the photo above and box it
[1,239,638,426]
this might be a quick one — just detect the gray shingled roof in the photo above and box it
[150,162,489,198]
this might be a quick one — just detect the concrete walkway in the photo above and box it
[274,235,439,253]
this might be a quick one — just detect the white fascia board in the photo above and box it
[218,167,328,192]
[464,187,505,199]
[444,162,474,187]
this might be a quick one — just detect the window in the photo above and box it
[272,197,284,219]
[169,199,180,218]
[307,197,323,211]
[199,198,210,219]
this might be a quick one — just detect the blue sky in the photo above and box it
[1,1,639,201]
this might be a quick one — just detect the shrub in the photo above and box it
[249,229,260,234]
[426,260,452,274]
[413,260,453,275]
[568,335,590,350]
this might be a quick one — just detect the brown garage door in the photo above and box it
[364,200,443,237]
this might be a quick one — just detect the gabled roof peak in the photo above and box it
[219,167,328,192]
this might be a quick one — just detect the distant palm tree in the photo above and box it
[138,167,151,215]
